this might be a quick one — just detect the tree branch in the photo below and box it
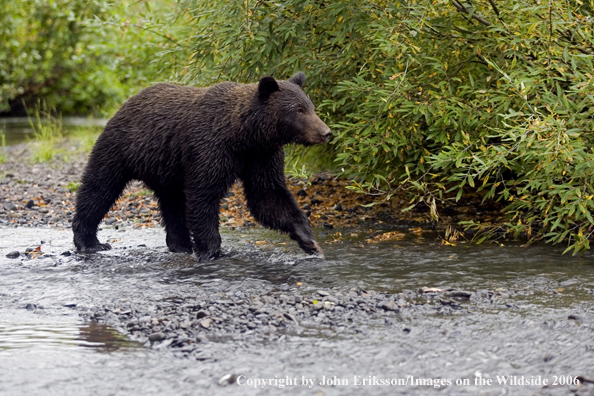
[487,0,500,17]
[451,0,492,26]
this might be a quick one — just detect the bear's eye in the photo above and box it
[297,108,305,114]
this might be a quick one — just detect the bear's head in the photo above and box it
[258,72,332,146]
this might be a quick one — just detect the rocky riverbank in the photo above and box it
[2,142,594,395]
[1,142,506,241]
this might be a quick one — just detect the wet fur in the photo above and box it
[72,73,330,259]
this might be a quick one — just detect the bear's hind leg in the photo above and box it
[73,170,129,252]
[156,190,193,253]
[185,192,224,261]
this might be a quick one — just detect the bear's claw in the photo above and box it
[77,243,112,253]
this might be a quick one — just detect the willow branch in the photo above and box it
[451,0,492,26]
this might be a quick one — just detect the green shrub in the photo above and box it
[0,0,179,116]
[168,0,594,252]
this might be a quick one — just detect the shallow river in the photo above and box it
[0,226,593,396]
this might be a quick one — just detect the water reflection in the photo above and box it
[0,322,140,352]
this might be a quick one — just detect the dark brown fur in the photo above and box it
[72,73,331,259]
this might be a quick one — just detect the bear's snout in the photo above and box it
[320,126,332,143]
[304,114,332,145]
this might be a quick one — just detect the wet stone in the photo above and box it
[3,202,17,211]
[377,301,399,312]
[448,290,473,299]
[6,251,20,259]
[199,318,212,329]
[148,332,166,342]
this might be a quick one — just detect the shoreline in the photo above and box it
[1,142,507,243]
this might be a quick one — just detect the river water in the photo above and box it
[0,226,593,396]
[0,117,107,146]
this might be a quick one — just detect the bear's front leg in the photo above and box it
[289,222,324,255]
[240,151,322,256]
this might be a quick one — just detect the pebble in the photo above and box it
[80,282,524,358]
[6,251,20,259]
[148,332,166,342]
[200,318,213,329]
[377,301,399,312]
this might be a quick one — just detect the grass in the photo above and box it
[28,108,64,162]
[23,103,102,162]
[70,125,101,153]
[0,128,6,164]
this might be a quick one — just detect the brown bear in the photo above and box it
[72,72,331,260]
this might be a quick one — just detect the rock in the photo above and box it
[25,303,37,310]
[317,290,330,297]
[332,203,343,211]
[448,290,473,299]
[568,314,581,321]
[296,189,307,197]
[311,198,323,206]
[302,204,311,210]
[283,313,298,323]
[3,202,17,211]
[148,332,166,342]
[61,251,71,256]
[377,301,399,312]
[323,222,333,229]
[6,251,20,259]
[196,310,209,319]
[25,200,35,208]
[200,318,213,329]
[218,373,238,386]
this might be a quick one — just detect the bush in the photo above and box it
[0,0,178,116]
[169,0,594,252]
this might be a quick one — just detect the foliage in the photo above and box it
[0,128,5,164]
[67,181,81,192]
[0,0,179,116]
[70,125,102,153]
[170,0,594,253]
[27,107,64,162]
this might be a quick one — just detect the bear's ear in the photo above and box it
[288,72,305,88]
[258,76,280,99]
